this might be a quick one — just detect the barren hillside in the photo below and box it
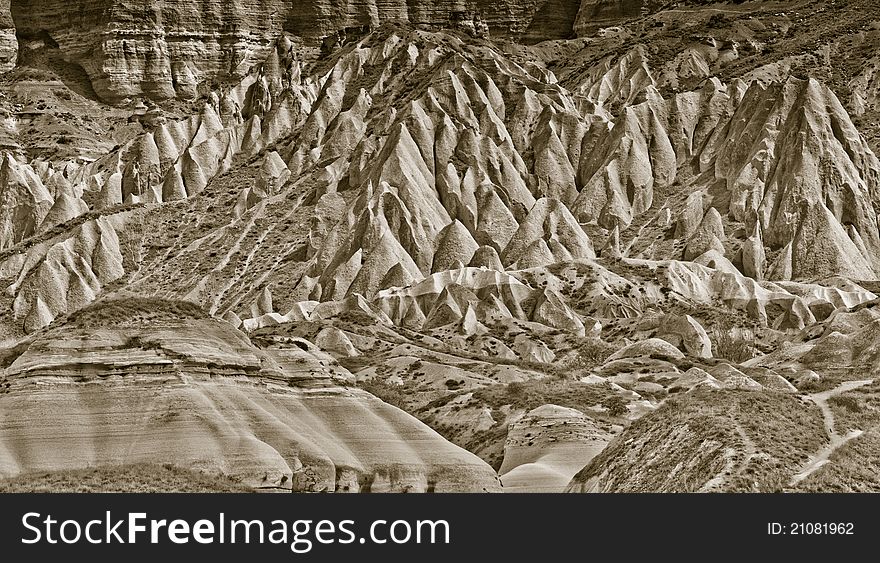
[2,0,880,492]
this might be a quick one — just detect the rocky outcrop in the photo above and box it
[574,0,643,36]
[0,298,501,492]
[499,405,615,492]
[657,314,712,358]
[0,0,15,73]
[745,299,880,380]
[7,0,590,101]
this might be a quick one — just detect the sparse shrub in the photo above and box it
[334,310,376,326]
[567,338,615,370]
[829,395,863,413]
[64,297,208,328]
[602,395,628,417]
[711,327,756,363]
[707,13,730,27]
[0,464,250,493]
[507,381,526,396]
[798,378,821,392]
[359,379,410,410]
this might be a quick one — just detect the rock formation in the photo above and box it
[0,0,14,73]
[499,404,615,492]
[0,298,500,492]
[574,0,643,36]
[0,1,878,493]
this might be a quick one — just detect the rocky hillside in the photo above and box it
[2,0,880,492]
[0,298,500,491]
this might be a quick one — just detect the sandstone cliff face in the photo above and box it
[275,0,588,42]
[11,0,289,103]
[574,0,643,36]
[0,0,660,102]
[6,0,592,103]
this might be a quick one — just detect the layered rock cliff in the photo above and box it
[6,0,627,103]
[574,0,643,36]
[0,0,14,73]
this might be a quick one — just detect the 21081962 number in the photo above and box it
[791,523,854,535]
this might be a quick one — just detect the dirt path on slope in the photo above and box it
[788,379,873,487]
[699,412,758,492]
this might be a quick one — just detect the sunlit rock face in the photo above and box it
[10,0,290,103]
[0,298,502,492]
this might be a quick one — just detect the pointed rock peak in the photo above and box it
[767,242,793,281]
[792,203,875,281]
[261,151,289,176]
[221,310,243,329]
[256,286,274,316]
[380,262,415,290]
[602,225,622,258]
[39,191,88,232]
[459,304,487,336]
[433,220,479,274]
[674,191,704,239]
[314,326,360,358]
[699,207,725,239]
[469,245,504,270]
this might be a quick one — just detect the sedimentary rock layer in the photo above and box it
[0,299,501,492]
[6,0,611,102]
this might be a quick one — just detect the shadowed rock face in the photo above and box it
[0,0,14,73]
[574,0,643,36]
[0,298,501,492]
[286,0,585,39]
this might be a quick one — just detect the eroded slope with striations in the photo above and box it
[1,1,880,492]
[4,18,879,337]
[0,298,501,492]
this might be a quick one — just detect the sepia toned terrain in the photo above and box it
[2,0,880,492]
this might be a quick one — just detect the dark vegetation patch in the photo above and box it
[0,463,251,493]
